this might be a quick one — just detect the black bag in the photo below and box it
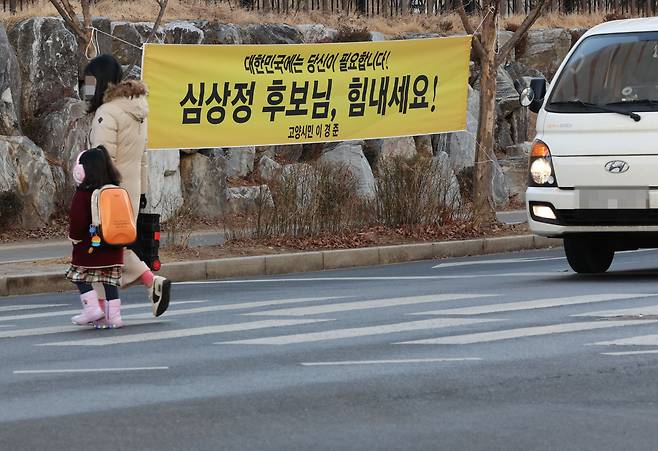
[128,213,162,271]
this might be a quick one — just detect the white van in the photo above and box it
[520,18,658,273]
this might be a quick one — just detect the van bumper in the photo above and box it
[526,187,658,237]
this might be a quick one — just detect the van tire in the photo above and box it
[563,237,614,274]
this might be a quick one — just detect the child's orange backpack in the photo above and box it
[91,185,137,247]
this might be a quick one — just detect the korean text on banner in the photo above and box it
[142,36,472,150]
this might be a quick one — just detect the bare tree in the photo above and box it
[49,0,168,78]
[49,0,93,46]
[458,0,545,223]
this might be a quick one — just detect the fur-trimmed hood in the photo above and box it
[104,80,148,102]
[102,80,149,121]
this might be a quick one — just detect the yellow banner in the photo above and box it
[142,36,471,150]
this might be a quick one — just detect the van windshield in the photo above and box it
[547,32,658,113]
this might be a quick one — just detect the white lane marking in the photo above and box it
[301,358,482,366]
[0,304,67,312]
[412,293,655,316]
[617,249,656,255]
[602,350,658,356]
[573,305,658,318]
[432,256,565,269]
[176,274,557,285]
[594,334,658,347]
[13,367,169,374]
[0,300,206,322]
[125,297,343,320]
[39,319,331,346]
[242,293,494,317]
[218,318,499,345]
[398,320,658,345]
[0,321,160,339]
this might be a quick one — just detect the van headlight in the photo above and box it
[528,140,557,187]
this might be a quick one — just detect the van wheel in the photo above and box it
[563,237,614,274]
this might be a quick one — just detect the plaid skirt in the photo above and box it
[65,265,123,287]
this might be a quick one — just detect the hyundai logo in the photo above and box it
[605,160,630,173]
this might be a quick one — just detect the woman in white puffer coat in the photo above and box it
[84,54,170,319]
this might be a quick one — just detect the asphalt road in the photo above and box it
[3,247,658,451]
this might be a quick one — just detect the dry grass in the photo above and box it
[0,1,619,34]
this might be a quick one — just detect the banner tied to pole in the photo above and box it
[142,36,471,150]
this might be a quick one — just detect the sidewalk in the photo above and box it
[0,230,228,265]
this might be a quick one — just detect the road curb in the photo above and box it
[0,234,562,297]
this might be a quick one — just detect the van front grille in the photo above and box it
[556,209,658,226]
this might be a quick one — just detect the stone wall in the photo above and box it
[0,18,579,229]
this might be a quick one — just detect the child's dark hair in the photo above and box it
[79,146,121,191]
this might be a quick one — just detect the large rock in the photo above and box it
[8,17,79,124]
[517,28,571,81]
[0,24,21,136]
[180,152,227,219]
[434,151,462,211]
[243,24,304,44]
[432,133,450,155]
[497,30,515,62]
[447,86,479,172]
[163,21,204,44]
[492,158,510,208]
[224,146,256,178]
[378,136,417,164]
[295,24,337,43]
[370,31,387,41]
[258,155,282,183]
[500,151,529,205]
[319,141,376,198]
[503,61,545,82]
[110,21,163,66]
[75,17,112,79]
[143,149,183,222]
[110,22,142,65]
[496,66,520,116]
[269,144,304,163]
[91,17,113,55]
[414,135,433,158]
[0,136,56,229]
[227,185,272,214]
[199,22,243,45]
[495,109,514,152]
[34,98,92,209]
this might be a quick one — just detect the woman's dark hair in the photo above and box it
[79,146,121,191]
[83,54,123,114]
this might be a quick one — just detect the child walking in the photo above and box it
[66,146,124,329]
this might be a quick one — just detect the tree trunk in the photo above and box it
[472,6,498,223]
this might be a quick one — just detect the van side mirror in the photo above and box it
[515,77,547,113]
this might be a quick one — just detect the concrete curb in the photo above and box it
[0,235,562,297]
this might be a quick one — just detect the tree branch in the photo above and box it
[123,0,169,80]
[457,0,486,61]
[495,0,546,66]
[49,0,89,44]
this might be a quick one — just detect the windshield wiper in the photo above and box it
[604,99,658,108]
[550,100,642,122]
